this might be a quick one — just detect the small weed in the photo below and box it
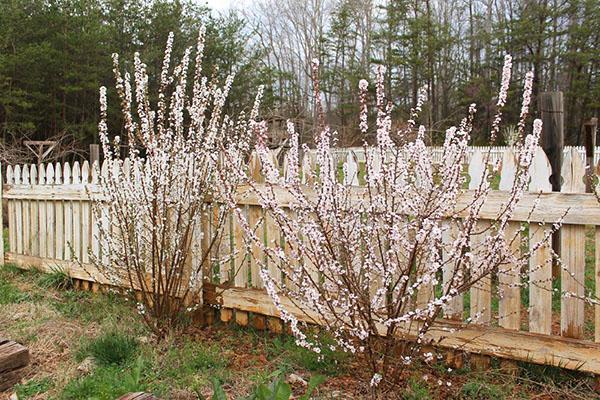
[15,377,53,399]
[37,267,73,290]
[0,263,23,278]
[78,331,139,366]
[403,377,431,400]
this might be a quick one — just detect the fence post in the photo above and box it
[539,92,564,278]
[89,144,100,166]
[584,118,598,192]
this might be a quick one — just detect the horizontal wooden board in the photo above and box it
[3,184,100,201]
[5,183,600,225]
[233,185,600,225]
[204,284,600,374]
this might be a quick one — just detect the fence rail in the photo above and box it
[3,146,600,375]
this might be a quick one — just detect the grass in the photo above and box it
[60,358,147,400]
[0,276,30,304]
[36,266,73,290]
[77,331,139,366]
[14,377,53,399]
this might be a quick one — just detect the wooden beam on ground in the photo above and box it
[204,284,600,375]
[0,339,30,391]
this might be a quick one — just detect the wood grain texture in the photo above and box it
[560,149,586,338]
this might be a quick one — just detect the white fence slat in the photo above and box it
[560,149,586,338]
[528,147,553,335]
[498,148,521,330]
[55,162,62,185]
[38,198,47,258]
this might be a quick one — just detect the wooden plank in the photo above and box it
[4,183,600,226]
[528,148,553,335]
[54,199,64,260]
[470,221,492,325]
[232,208,247,287]
[498,222,522,330]
[22,198,30,256]
[560,149,586,338]
[468,150,491,326]
[442,221,463,320]
[38,199,47,258]
[63,201,73,260]
[231,185,600,226]
[248,205,264,288]
[7,199,16,254]
[45,196,55,259]
[498,148,521,331]
[72,199,82,261]
[30,197,39,257]
[0,339,29,373]
[206,284,600,375]
[265,212,282,286]
[15,198,23,255]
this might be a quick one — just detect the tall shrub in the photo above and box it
[91,29,250,336]
[229,56,555,385]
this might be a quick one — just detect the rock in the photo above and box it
[9,393,19,400]
[77,356,96,375]
[286,373,307,386]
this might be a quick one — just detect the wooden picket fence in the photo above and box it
[3,146,600,375]
[319,145,600,166]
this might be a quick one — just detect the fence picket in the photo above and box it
[81,161,91,263]
[29,165,39,256]
[560,149,586,338]
[63,163,73,261]
[21,166,31,255]
[468,150,491,325]
[14,166,23,255]
[343,151,359,186]
[442,221,463,319]
[498,148,521,330]
[528,147,553,335]
[45,163,56,258]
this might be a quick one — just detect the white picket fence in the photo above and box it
[311,145,599,166]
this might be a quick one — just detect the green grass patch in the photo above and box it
[403,377,431,400]
[266,334,348,376]
[60,357,147,400]
[15,377,53,399]
[36,267,73,290]
[0,276,30,304]
[77,331,139,366]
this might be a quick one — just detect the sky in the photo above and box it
[200,0,236,12]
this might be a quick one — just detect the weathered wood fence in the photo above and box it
[3,146,600,375]
[318,145,600,166]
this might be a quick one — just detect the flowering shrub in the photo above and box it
[91,29,250,336]
[230,55,554,384]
